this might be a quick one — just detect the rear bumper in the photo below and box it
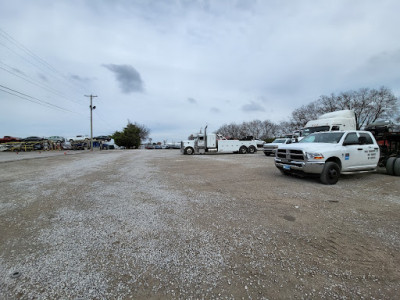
[275,158,325,174]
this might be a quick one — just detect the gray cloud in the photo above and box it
[242,101,265,112]
[210,107,220,113]
[103,64,144,93]
[37,73,48,82]
[70,74,93,83]
[187,97,197,104]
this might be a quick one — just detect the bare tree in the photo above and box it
[291,86,398,129]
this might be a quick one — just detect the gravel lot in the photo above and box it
[0,149,399,299]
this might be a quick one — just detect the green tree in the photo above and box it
[112,121,150,149]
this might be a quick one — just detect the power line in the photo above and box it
[0,62,83,106]
[0,28,87,96]
[0,84,80,114]
[0,61,85,106]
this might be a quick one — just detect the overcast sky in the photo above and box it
[1,0,399,142]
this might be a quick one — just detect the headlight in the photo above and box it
[306,152,324,160]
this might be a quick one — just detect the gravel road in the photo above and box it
[1,149,399,299]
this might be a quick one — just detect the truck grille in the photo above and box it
[276,149,305,161]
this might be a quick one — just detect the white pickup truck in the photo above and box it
[263,138,292,156]
[274,131,380,184]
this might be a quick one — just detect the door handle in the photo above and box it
[357,148,363,150]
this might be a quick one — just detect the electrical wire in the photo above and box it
[0,62,84,106]
[0,84,80,114]
[0,28,87,94]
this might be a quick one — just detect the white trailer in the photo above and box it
[181,126,258,155]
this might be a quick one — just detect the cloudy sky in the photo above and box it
[1,0,399,142]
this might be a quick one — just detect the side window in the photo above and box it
[359,133,373,144]
[331,126,340,131]
[343,133,358,145]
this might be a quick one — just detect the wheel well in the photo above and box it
[325,157,342,170]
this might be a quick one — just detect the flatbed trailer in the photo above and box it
[372,131,400,175]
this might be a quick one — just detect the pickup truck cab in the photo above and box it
[274,131,380,184]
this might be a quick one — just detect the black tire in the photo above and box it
[386,157,397,175]
[393,158,400,176]
[185,147,194,155]
[320,162,340,185]
[279,169,290,176]
[264,152,270,156]
[248,146,256,154]
[239,146,248,154]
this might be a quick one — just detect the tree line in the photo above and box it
[216,86,399,141]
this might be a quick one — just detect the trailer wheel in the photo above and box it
[386,157,397,175]
[239,146,248,154]
[248,146,256,154]
[185,147,194,155]
[320,162,340,185]
[393,158,400,176]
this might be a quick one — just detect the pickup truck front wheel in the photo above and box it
[320,162,340,185]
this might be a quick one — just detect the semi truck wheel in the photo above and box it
[320,162,340,185]
[185,147,194,155]
[393,158,400,176]
[239,146,248,154]
[386,157,396,175]
[248,146,256,154]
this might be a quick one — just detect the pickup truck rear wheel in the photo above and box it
[320,162,340,185]
[393,158,400,176]
[239,146,248,154]
[386,157,397,175]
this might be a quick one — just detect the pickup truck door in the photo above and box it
[341,132,365,170]
[341,132,379,171]
[358,132,380,168]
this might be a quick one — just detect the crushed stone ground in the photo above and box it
[0,149,399,299]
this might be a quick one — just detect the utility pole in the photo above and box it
[85,94,97,151]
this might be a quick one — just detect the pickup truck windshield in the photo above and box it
[272,139,287,143]
[300,132,344,143]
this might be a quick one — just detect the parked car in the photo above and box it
[365,119,400,137]
[94,135,111,141]
[61,141,72,150]
[23,136,44,142]
[68,135,89,142]
[33,143,43,150]
[0,144,11,151]
[0,136,21,143]
[254,139,266,148]
[47,136,65,143]
[263,138,292,156]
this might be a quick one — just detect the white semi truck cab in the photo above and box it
[274,131,380,184]
[181,127,258,155]
[300,110,357,139]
